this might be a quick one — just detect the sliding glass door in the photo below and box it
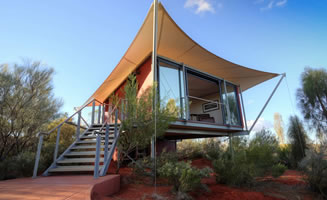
[158,60,185,119]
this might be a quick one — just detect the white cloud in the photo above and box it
[184,0,216,14]
[276,0,287,7]
[257,0,287,11]
[247,117,273,132]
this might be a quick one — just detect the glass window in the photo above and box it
[222,82,241,126]
[159,61,185,119]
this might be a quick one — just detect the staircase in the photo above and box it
[46,123,119,174]
[33,98,125,178]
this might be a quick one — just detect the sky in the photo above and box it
[1,0,326,139]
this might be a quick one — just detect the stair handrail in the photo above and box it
[33,98,103,178]
[39,98,102,137]
[94,99,122,136]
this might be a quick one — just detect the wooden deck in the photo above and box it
[0,175,120,200]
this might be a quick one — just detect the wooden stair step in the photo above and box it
[71,145,112,149]
[57,158,105,164]
[49,165,101,172]
[76,140,113,144]
[65,151,105,156]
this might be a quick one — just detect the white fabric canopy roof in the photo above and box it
[88,2,278,103]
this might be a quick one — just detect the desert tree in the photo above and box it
[0,61,62,161]
[287,115,308,168]
[116,74,177,170]
[297,67,327,138]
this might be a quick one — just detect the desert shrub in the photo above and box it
[271,163,287,178]
[277,144,292,168]
[299,146,327,198]
[212,129,285,187]
[0,151,35,180]
[202,138,222,160]
[213,152,255,187]
[158,160,211,199]
[177,139,203,159]
[130,151,179,178]
[177,138,222,160]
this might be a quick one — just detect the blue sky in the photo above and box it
[1,0,326,138]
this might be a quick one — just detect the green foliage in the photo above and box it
[271,163,287,178]
[213,129,285,187]
[287,115,308,168]
[277,144,292,168]
[0,151,35,180]
[213,153,255,187]
[299,145,327,198]
[177,138,222,160]
[0,61,62,161]
[297,67,327,134]
[158,160,211,199]
[118,74,177,165]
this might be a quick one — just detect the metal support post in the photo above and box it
[104,123,109,163]
[223,80,231,125]
[239,87,248,131]
[249,74,285,133]
[91,101,95,125]
[94,134,101,179]
[53,126,61,162]
[33,134,44,178]
[76,111,81,140]
[98,105,101,124]
[114,109,118,138]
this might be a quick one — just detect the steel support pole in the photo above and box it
[53,126,61,162]
[102,104,105,123]
[98,105,101,124]
[182,64,189,120]
[239,87,248,131]
[76,111,81,140]
[94,134,101,179]
[249,73,285,133]
[91,101,95,125]
[114,109,118,138]
[33,134,44,178]
[151,0,158,160]
[223,80,231,125]
[104,123,109,163]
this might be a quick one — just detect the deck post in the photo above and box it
[239,87,248,131]
[53,126,61,163]
[223,80,231,125]
[114,109,118,138]
[102,104,105,123]
[108,105,112,124]
[229,134,234,161]
[94,134,101,179]
[104,123,109,163]
[33,134,44,178]
[98,105,101,124]
[91,101,95,125]
[182,64,189,120]
[76,111,81,140]
[249,74,285,133]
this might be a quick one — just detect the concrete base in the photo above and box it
[0,175,120,200]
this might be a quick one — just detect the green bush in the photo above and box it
[0,151,36,180]
[271,163,287,178]
[158,161,211,199]
[177,138,222,160]
[299,147,327,198]
[277,145,292,168]
[213,153,255,187]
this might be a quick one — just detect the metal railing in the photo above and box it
[32,98,118,178]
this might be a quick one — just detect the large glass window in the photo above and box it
[159,61,185,119]
[222,82,241,126]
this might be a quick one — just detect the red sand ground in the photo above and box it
[106,158,315,200]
